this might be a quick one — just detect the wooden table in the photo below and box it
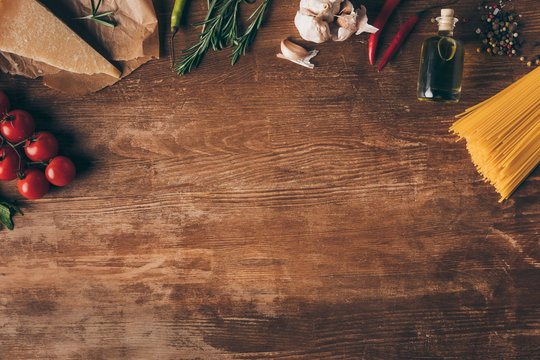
[1,1,539,358]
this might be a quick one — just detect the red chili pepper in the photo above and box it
[377,0,460,71]
[377,14,420,71]
[368,0,402,65]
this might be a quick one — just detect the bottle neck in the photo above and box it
[438,29,454,37]
[436,16,458,36]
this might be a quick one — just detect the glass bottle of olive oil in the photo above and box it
[417,9,464,103]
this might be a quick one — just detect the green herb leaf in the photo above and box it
[0,205,13,230]
[229,0,270,65]
[93,11,115,18]
[0,200,23,231]
[92,17,116,27]
[174,0,271,75]
[77,0,116,28]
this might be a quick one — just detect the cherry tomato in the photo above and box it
[24,131,59,162]
[46,156,76,186]
[0,91,9,114]
[17,168,49,200]
[1,110,35,143]
[0,145,20,181]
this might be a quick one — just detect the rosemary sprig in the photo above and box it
[174,0,271,75]
[230,0,270,65]
[75,0,116,28]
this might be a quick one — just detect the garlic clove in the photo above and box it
[295,0,377,42]
[295,10,332,43]
[277,39,319,69]
[335,13,357,32]
[280,39,309,60]
[333,1,358,41]
[333,26,354,42]
[355,5,378,35]
[299,0,341,23]
[335,14,352,29]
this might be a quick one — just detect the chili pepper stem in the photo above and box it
[170,0,190,68]
[171,27,179,68]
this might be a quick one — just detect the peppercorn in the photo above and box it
[475,2,522,57]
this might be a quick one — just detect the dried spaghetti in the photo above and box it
[450,66,540,201]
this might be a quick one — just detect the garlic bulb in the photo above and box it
[294,0,377,43]
[277,39,319,69]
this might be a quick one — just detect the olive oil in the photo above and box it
[417,9,464,103]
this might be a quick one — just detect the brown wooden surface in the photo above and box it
[1,1,539,359]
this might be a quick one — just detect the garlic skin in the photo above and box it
[277,39,319,69]
[355,5,378,35]
[295,0,377,43]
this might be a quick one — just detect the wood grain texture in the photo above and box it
[0,0,539,359]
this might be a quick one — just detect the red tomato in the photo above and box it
[0,145,20,181]
[1,110,35,143]
[46,156,76,186]
[17,168,49,200]
[24,131,59,162]
[0,91,9,114]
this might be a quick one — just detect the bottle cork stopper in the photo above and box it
[441,9,455,17]
[437,8,457,32]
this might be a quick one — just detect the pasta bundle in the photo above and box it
[450,67,540,201]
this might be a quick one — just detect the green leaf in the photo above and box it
[0,200,23,230]
[93,11,114,18]
[92,17,116,27]
[74,14,94,20]
[0,204,14,230]
[76,0,116,28]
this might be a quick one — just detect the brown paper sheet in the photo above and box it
[0,0,159,95]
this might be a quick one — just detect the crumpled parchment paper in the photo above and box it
[0,0,159,95]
